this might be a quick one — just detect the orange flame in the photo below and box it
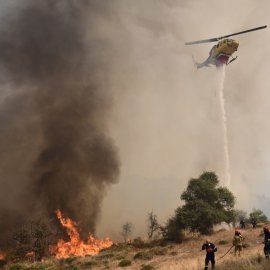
[0,253,5,260]
[52,209,113,258]
[25,251,35,258]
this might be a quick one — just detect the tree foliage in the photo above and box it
[164,172,235,238]
[12,220,51,261]
[249,209,268,224]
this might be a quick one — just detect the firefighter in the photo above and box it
[240,219,245,229]
[202,239,217,270]
[263,226,270,259]
[251,218,257,229]
[233,229,244,256]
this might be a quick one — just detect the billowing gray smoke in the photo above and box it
[0,0,120,241]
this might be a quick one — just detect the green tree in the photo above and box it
[164,172,235,237]
[249,209,268,224]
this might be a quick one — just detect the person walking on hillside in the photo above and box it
[263,226,270,259]
[202,239,217,270]
[233,229,244,256]
[240,219,245,229]
[251,218,257,229]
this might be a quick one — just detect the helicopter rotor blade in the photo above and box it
[185,25,267,45]
[185,38,218,45]
[218,25,267,39]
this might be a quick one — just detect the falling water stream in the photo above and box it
[218,65,231,188]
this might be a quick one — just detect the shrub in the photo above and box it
[150,247,167,256]
[0,260,6,268]
[110,243,131,253]
[115,255,126,261]
[63,257,77,264]
[141,265,154,270]
[82,260,98,268]
[161,216,185,243]
[132,237,146,248]
[26,263,53,270]
[96,253,114,260]
[61,265,78,270]
[9,263,27,270]
[118,259,132,267]
[134,251,153,260]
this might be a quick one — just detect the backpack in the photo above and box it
[233,235,243,246]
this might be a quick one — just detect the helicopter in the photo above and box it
[185,25,267,68]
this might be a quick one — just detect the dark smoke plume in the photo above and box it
[0,0,120,241]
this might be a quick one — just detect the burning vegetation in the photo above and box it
[0,209,113,263]
[52,209,113,258]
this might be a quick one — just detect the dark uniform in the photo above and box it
[240,219,245,229]
[263,226,270,259]
[251,218,257,228]
[202,241,217,270]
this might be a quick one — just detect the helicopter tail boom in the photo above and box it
[192,56,211,68]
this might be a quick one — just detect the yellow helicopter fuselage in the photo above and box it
[210,38,239,58]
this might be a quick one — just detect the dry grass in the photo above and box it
[3,227,269,269]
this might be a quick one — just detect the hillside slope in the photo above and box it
[4,226,270,270]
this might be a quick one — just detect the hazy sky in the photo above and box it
[94,0,270,239]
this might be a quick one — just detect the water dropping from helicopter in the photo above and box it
[218,65,231,188]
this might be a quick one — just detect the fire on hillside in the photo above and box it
[50,209,113,258]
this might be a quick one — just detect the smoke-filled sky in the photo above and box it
[94,0,270,239]
[0,0,121,241]
[0,0,269,242]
